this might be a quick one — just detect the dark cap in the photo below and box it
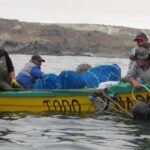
[134,32,148,41]
[31,55,45,62]
[130,47,149,60]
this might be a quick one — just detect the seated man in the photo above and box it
[127,47,150,89]
[17,55,45,89]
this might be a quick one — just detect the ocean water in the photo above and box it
[0,55,150,150]
[11,55,129,76]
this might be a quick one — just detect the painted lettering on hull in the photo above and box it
[43,99,81,113]
[113,93,150,111]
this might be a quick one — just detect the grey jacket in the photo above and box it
[127,62,150,84]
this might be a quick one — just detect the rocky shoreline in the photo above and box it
[0,18,149,58]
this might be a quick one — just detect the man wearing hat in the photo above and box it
[121,32,150,83]
[129,32,150,68]
[127,47,150,89]
[16,55,46,89]
[133,32,150,50]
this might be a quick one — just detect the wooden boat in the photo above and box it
[2,82,150,117]
[90,82,150,117]
[0,88,97,114]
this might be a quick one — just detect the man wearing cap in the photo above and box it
[16,55,46,89]
[134,32,149,46]
[121,32,150,83]
[127,47,150,89]
[129,32,150,68]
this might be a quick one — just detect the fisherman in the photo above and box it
[16,55,46,89]
[129,32,150,68]
[0,48,22,90]
[121,32,150,82]
[126,47,150,89]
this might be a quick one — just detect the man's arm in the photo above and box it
[128,77,141,89]
[126,63,141,89]
[4,50,22,88]
[4,50,14,73]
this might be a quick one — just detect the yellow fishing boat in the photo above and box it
[2,83,150,117]
[0,88,97,114]
[90,82,150,117]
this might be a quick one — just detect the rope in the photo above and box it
[141,84,150,92]
[132,84,150,102]
[94,97,108,112]
[87,96,107,114]
[100,90,133,117]
[93,84,150,118]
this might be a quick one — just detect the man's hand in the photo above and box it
[132,82,141,89]
[11,79,22,88]
[128,77,141,89]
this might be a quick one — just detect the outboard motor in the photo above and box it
[132,102,150,120]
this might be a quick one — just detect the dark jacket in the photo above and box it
[0,49,14,73]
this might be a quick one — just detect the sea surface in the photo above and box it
[0,55,150,150]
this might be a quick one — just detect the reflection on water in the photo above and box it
[0,55,149,150]
[0,113,150,150]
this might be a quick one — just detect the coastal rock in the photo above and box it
[0,18,149,57]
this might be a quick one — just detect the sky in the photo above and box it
[0,0,150,29]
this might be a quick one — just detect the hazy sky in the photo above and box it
[0,0,150,29]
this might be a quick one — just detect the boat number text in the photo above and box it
[43,99,81,113]
[114,94,150,111]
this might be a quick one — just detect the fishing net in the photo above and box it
[80,64,121,88]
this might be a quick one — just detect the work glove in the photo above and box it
[11,79,23,88]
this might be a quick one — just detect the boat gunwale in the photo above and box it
[0,88,96,97]
[106,83,150,94]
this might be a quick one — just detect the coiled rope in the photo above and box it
[91,90,133,117]
[100,90,133,117]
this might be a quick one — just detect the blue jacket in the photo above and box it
[16,62,45,88]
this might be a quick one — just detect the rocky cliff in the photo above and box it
[0,18,149,58]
